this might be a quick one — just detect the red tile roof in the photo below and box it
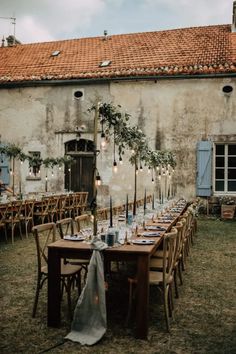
[0,24,236,83]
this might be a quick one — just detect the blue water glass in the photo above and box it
[107,232,115,247]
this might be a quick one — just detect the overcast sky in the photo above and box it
[0,0,234,44]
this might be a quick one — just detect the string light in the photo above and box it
[148,166,151,174]
[140,163,143,172]
[119,156,123,165]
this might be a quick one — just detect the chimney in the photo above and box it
[232,1,236,32]
[6,35,21,47]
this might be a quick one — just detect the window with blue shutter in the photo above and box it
[0,144,10,185]
[196,141,212,196]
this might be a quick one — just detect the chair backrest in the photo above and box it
[174,221,184,261]
[97,208,108,221]
[24,199,35,219]
[74,214,91,232]
[56,217,74,239]
[32,222,56,272]
[10,200,24,220]
[162,227,178,285]
[0,203,9,225]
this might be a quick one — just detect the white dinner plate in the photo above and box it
[63,235,86,241]
[132,239,155,245]
[142,231,161,237]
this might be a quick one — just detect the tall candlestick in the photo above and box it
[152,193,155,209]
[144,188,146,212]
[126,194,128,222]
[109,196,113,227]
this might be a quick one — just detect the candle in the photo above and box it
[110,196,113,227]
[126,194,128,222]
[144,188,146,212]
[152,193,155,209]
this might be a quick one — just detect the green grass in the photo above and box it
[0,217,236,354]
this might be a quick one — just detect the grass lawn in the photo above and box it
[0,217,236,354]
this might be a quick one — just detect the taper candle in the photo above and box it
[109,196,113,227]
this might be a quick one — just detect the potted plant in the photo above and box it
[219,196,236,220]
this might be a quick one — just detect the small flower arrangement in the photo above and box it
[218,196,236,205]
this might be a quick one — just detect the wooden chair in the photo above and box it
[32,222,82,318]
[97,207,109,221]
[22,199,35,238]
[150,220,186,298]
[4,200,24,243]
[127,227,178,332]
[34,196,50,224]
[74,214,92,232]
[0,203,9,242]
[56,218,89,279]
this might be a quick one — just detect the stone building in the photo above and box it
[0,4,236,205]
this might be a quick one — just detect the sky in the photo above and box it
[0,0,234,44]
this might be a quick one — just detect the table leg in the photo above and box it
[48,247,61,327]
[135,254,149,339]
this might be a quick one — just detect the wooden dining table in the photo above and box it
[47,202,186,339]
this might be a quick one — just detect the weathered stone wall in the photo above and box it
[0,77,235,202]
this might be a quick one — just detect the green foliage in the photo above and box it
[0,144,73,168]
[91,102,176,168]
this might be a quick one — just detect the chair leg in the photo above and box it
[32,276,41,318]
[174,269,179,299]
[178,261,183,285]
[164,287,170,332]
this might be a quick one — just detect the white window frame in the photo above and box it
[213,142,236,195]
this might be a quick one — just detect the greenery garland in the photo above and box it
[90,102,176,168]
[0,143,73,169]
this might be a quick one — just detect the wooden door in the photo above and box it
[65,155,94,203]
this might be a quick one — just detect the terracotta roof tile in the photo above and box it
[0,24,235,83]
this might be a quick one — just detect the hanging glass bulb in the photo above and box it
[148,166,151,174]
[140,163,143,172]
[158,173,161,180]
[113,160,118,173]
[51,170,54,177]
[119,156,123,165]
[152,177,155,184]
[101,131,106,149]
[95,174,101,186]
[10,168,13,176]
[45,175,48,181]
[29,168,32,176]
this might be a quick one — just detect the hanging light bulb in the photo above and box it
[140,163,143,172]
[29,168,32,176]
[45,175,48,181]
[10,168,13,176]
[101,131,106,149]
[158,173,161,180]
[148,166,151,174]
[156,166,159,171]
[58,166,62,171]
[119,156,123,165]
[95,174,101,186]
[113,160,118,173]
[152,177,155,184]
[51,170,54,177]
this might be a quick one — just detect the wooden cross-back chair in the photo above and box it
[0,203,9,242]
[32,222,82,318]
[127,227,178,332]
[22,199,35,238]
[4,200,24,243]
[56,217,89,278]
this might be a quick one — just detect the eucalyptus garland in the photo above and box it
[90,102,176,168]
[0,143,73,169]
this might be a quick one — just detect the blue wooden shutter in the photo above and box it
[0,144,10,185]
[196,141,212,196]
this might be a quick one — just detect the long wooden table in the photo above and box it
[47,203,186,339]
